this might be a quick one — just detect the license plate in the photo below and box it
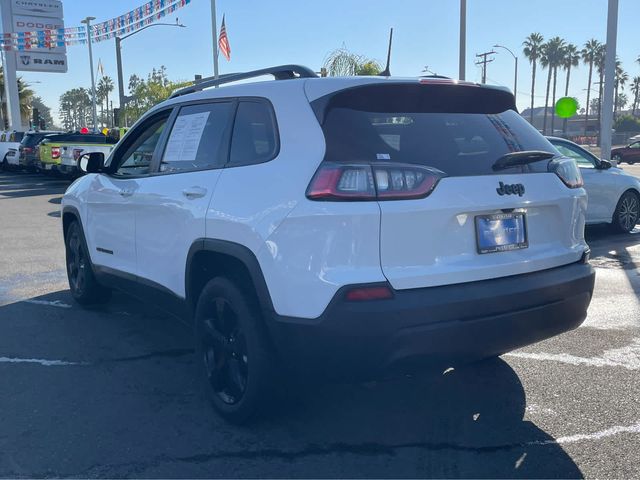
[45,164,53,170]
[475,213,528,254]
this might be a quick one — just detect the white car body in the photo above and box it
[60,144,115,174]
[61,69,595,417]
[548,137,640,226]
[0,131,23,166]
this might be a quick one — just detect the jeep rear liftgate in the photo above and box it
[314,83,588,290]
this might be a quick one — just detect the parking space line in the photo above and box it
[0,357,85,366]
[24,299,72,309]
[531,421,640,446]
[506,338,640,370]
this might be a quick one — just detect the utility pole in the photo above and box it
[115,36,125,127]
[475,51,495,84]
[0,0,23,130]
[211,0,219,80]
[600,0,618,159]
[459,0,466,80]
[81,16,98,132]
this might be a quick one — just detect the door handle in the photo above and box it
[182,186,207,199]
[119,189,133,197]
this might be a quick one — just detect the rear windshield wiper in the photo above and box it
[492,150,556,171]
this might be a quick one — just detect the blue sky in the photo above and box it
[8,0,640,124]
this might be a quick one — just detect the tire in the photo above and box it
[1,157,9,171]
[194,277,278,424]
[612,154,622,164]
[65,221,112,305]
[611,190,640,233]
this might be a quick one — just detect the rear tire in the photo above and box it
[1,157,9,171]
[194,277,278,424]
[65,221,112,305]
[612,154,622,164]
[611,190,640,233]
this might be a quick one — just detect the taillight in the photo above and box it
[549,157,583,188]
[23,147,32,154]
[345,285,394,301]
[51,147,61,159]
[307,162,442,201]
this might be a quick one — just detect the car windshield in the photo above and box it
[315,84,557,176]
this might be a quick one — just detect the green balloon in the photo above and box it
[556,97,578,118]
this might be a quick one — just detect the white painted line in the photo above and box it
[0,357,85,366]
[530,421,640,446]
[24,299,72,309]
[506,338,640,371]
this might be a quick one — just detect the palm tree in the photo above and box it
[96,77,114,126]
[614,59,628,118]
[561,43,580,134]
[523,32,544,123]
[96,82,107,128]
[631,76,640,116]
[540,37,565,135]
[581,39,601,134]
[323,48,381,76]
[0,67,34,128]
[549,37,566,135]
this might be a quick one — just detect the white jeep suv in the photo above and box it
[62,65,595,422]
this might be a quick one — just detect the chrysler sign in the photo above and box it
[11,0,62,17]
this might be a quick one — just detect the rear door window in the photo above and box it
[314,83,556,176]
[228,100,278,167]
[160,102,234,173]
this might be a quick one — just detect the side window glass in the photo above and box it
[556,144,594,168]
[114,114,169,176]
[229,101,278,166]
[630,142,640,149]
[160,102,233,173]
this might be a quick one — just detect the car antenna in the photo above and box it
[379,27,393,76]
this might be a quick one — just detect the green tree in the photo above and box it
[59,88,91,131]
[124,66,190,124]
[0,67,34,128]
[595,43,606,133]
[613,114,640,132]
[323,48,381,76]
[630,76,640,117]
[523,32,544,123]
[581,39,601,134]
[614,59,628,118]
[97,76,115,127]
[540,37,565,135]
[30,96,54,129]
[561,43,580,134]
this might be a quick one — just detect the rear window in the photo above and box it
[314,84,555,176]
[21,134,48,146]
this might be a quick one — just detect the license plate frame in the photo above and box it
[475,212,528,254]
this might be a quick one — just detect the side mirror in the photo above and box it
[79,152,105,174]
[598,159,613,170]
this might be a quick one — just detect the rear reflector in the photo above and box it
[307,162,441,201]
[345,285,394,301]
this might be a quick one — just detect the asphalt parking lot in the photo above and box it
[0,170,639,478]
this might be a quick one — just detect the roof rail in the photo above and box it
[170,64,318,99]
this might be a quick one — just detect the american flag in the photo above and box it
[218,15,231,61]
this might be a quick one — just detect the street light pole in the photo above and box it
[114,22,186,127]
[81,16,98,132]
[600,0,618,159]
[459,0,466,80]
[494,44,518,101]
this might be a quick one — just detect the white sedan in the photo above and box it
[548,136,640,233]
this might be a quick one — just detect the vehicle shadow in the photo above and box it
[0,289,582,478]
[0,172,69,199]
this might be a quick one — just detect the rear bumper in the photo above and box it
[58,164,78,176]
[268,260,595,377]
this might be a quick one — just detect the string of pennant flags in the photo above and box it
[0,0,191,51]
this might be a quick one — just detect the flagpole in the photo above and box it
[211,0,219,80]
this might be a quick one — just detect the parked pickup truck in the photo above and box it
[39,132,117,174]
[59,143,115,177]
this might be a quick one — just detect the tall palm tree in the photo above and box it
[97,76,115,127]
[0,67,34,128]
[614,59,628,118]
[631,76,640,117]
[540,37,565,135]
[581,39,601,134]
[549,37,566,135]
[96,82,107,128]
[523,32,544,123]
[561,43,580,134]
